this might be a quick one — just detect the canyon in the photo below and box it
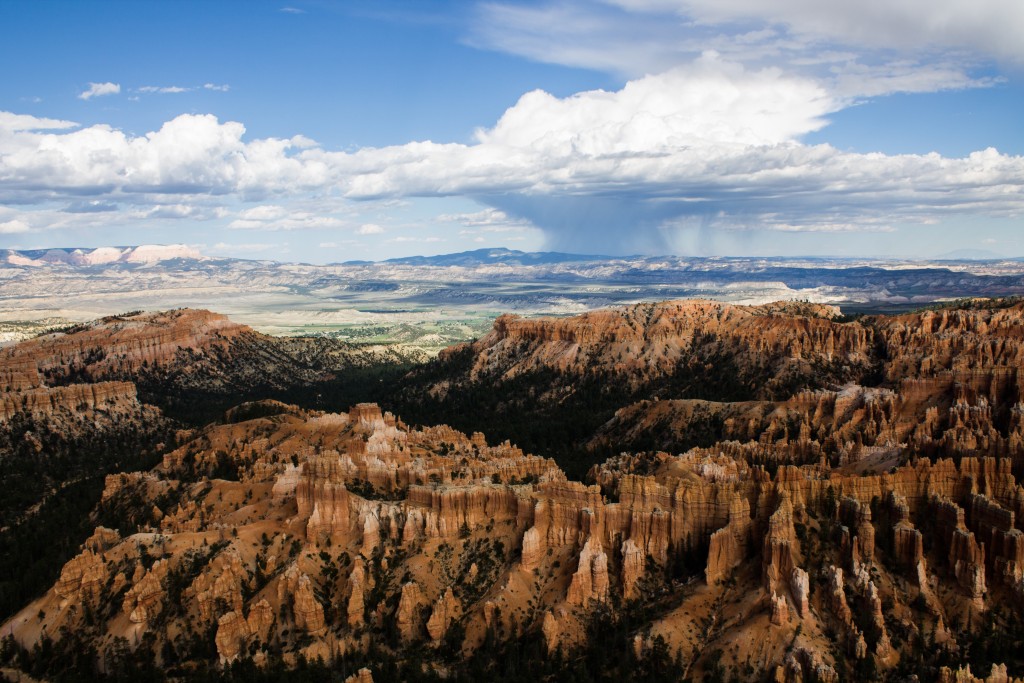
[2,299,1024,681]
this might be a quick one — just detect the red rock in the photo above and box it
[567,536,610,606]
[621,539,645,600]
[347,559,366,628]
[706,496,751,584]
[426,588,461,644]
[396,582,424,642]
[215,611,249,662]
[790,567,809,619]
[344,669,374,683]
[123,559,169,625]
[769,591,789,625]
[763,496,797,594]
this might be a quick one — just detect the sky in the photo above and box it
[0,0,1022,262]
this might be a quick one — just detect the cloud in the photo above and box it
[210,242,278,253]
[228,205,347,231]
[0,113,324,199]
[662,213,898,233]
[829,61,999,99]
[357,223,385,235]
[237,205,288,221]
[138,85,191,94]
[0,219,31,234]
[280,6,305,13]
[78,82,120,100]
[388,236,442,243]
[336,57,1023,252]
[144,203,213,219]
[470,1,1019,96]
[2,54,1023,254]
[63,200,119,214]
[133,84,230,95]
[440,208,537,233]
[611,0,1024,63]
[0,112,77,131]
[477,57,835,149]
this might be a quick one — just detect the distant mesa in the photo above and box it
[3,244,204,267]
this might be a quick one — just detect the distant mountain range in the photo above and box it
[934,248,1004,261]
[0,244,614,268]
[348,247,619,267]
[1,245,625,268]
[4,244,1021,269]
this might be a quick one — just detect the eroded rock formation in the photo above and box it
[397,582,424,642]
[7,300,1024,681]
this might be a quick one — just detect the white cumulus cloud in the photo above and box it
[0,219,31,234]
[0,112,77,132]
[78,82,120,100]
[0,113,324,198]
[228,206,347,231]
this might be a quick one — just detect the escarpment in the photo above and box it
[473,300,869,389]
[400,300,1024,475]
[1,309,244,387]
[0,308,404,429]
[0,307,349,404]
[411,301,875,433]
[0,380,142,422]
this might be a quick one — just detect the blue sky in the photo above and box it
[1,0,1022,262]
